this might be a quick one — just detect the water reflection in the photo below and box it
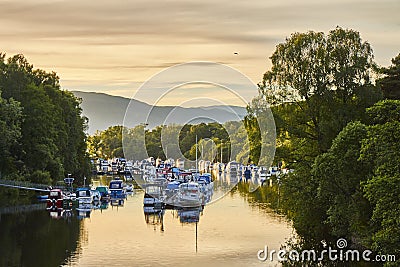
[0,174,293,267]
[0,207,81,267]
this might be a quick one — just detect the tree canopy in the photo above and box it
[0,53,90,184]
[377,53,400,100]
[247,27,399,265]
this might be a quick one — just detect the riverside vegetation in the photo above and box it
[1,26,399,266]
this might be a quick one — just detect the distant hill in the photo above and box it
[72,91,247,134]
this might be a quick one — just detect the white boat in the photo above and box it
[91,189,101,202]
[125,184,134,193]
[177,182,202,207]
[258,166,268,178]
[176,158,185,169]
[143,184,163,206]
[226,161,240,173]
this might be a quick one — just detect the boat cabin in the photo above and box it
[46,189,63,210]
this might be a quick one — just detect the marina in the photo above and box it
[0,159,293,267]
[0,176,292,267]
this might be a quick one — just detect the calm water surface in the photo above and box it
[0,178,293,267]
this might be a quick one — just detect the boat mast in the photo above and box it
[195,135,198,173]
[220,141,223,163]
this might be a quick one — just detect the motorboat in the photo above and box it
[164,180,181,204]
[143,183,163,207]
[95,185,110,201]
[109,179,126,198]
[76,188,92,205]
[46,189,63,211]
[177,182,201,207]
[125,184,134,193]
[226,161,240,173]
[91,189,101,202]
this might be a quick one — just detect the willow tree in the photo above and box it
[259,27,379,166]
[255,28,382,254]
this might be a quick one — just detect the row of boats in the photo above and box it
[143,173,213,210]
[45,178,132,211]
[93,156,293,179]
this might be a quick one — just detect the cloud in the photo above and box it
[1,0,399,102]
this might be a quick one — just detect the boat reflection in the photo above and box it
[46,199,111,220]
[76,205,92,220]
[110,198,125,207]
[143,206,165,231]
[143,204,203,227]
[177,207,201,224]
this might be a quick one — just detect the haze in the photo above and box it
[1,0,399,106]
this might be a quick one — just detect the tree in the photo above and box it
[312,122,372,242]
[0,53,90,184]
[252,28,384,262]
[259,27,378,166]
[377,53,400,100]
[0,91,23,177]
[360,100,400,262]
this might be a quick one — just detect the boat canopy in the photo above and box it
[96,186,109,193]
[76,188,90,197]
[198,175,211,184]
[109,180,123,189]
[167,181,180,190]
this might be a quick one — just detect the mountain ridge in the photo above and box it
[72,91,247,134]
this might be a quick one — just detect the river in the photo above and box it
[0,175,293,267]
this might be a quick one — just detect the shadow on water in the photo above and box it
[233,180,384,267]
[0,208,81,267]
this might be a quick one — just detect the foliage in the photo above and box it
[377,53,400,100]
[258,27,380,168]
[88,122,253,164]
[0,91,23,177]
[360,100,400,262]
[0,53,90,184]
[277,101,400,266]
[249,27,400,265]
[312,122,372,243]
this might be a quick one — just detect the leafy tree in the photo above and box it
[251,27,384,261]
[360,100,400,262]
[259,27,378,167]
[0,91,23,177]
[0,53,90,184]
[123,125,147,161]
[377,53,400,100]
[312,122,372,242]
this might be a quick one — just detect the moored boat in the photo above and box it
[143,183,163,207]
[76,188,92,205]
[96,185,110,201]
[109,179,126,199]
[46,189,63,211]
[177,182,202,207]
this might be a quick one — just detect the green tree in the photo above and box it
[360,100,400,263]
[259,27,378,167]
[377,53,400,100]
[312,122,372,243]
[0,91,23,177]
[251,28,383,261]
[0,53,90,184]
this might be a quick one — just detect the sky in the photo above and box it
[1,0,399,106]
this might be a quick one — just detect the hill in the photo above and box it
[72,91,247,134]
